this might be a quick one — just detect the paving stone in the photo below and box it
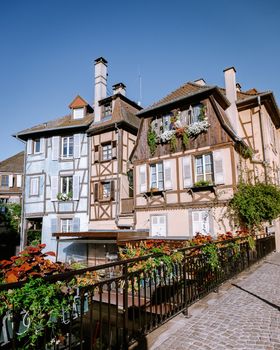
[149,252,280,350]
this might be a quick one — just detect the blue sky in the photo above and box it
[0,0,279,160]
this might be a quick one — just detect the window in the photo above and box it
[101,182,111,199]
[162,114,171,132]
[102,102,112,118]
[61,219,73,233]
[73,108,84,120]
[62,136,74,158]
[150,162,164,190]
[102,143,112,161]
[1,175,8,187]
[192,210,210,236]
[61,176,73,194]
[30,177,39,196]
[195,154,213,183]
[151,215,167,237]
[34,139,41,154]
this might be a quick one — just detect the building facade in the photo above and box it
[131,67,280,239]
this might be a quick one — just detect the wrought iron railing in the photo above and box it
[0,234,275,349]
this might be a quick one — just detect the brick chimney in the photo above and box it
[112,82,126,96]
[223,67,240,135]
[94,57,108,122]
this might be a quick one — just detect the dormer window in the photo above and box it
[73,108,84,120]
[102,102,112,118]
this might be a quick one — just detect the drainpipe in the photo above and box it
[114,123,121,227]
[257,96,268,183]
[15,135,26,251]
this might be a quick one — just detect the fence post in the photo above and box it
[182,251,190,318]
[122,262,129,350]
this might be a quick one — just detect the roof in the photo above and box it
[88,94,141,134]
[15,113,94,140]
[0,152,24,173]
[69,95,89,109]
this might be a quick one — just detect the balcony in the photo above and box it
[121,197,134,214]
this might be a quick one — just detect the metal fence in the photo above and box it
[0,234,276,350]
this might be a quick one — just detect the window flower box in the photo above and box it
[57,192,73,201]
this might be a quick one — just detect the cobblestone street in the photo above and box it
[149,252,280,350]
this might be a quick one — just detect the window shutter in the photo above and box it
[27,139,32,155]
[182,156,193,188]
[51,176,58,201]
[112,140,117,159]
[139,165,147,193]
[72,175,80,200]
[17,175,22,188]
[72,217,80,232]
[164,160,172,190]
[51,218,58,234]
[151,215,166,237]
[40,138,45,154]
[94,145,100,163]
[8,175,13,187]
[94,183,99,202]
[110,181,115,201]
[52,136,60,161]
[213,150,225,185]
[74,134,81,158]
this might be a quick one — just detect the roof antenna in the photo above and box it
[138,66,142,106]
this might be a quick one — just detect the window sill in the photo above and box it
[145,189,165,197]
[60,156,74,161]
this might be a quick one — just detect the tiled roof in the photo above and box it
[88,96,141,133]
[147,82,212,110]
[69,95,89,108]
[16,113,93,138]
[0,152,24,173]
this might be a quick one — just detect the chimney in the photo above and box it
[193,78,206,86]
[223,67,240,134]
[236,83,242,92]
[94,57,108,122]
[112,82,126,96]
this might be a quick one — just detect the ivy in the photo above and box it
[170,134,177,153]
[229,183,280,229]
[182,131,189,149]
[201,243,219,271]
[147,128,158,155]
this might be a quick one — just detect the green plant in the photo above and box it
[229,182,280,229]
[57,192,72,201]
[0,278,75,349]
[247,235,256,251]
[198,105,207,121]
[147,128,158,155]
[2,203,21,232]
[201,243,219,271]
[170,134,177,152]
[194,180,212,187]
[182,131,189,148]
[26,230,41,246]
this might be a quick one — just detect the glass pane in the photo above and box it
[206,174,213,181]
[204,154,211,164]
[196,157,203,166]
[69,137,74,156]
[196,175,203,182]
[68,177,73,193]
[63,138,68,156]
[62,178,67,193]
[205,164,212,173]
[35,140,40,153]
[196,166,203,175]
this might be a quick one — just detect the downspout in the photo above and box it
[15,136,26,251]
[257,96,268,183]
[114,123,121,227]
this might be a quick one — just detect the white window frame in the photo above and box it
[195,153,213,183]
[150,162,164,190]
[1,175,9,187]
[61,176,73,194]
[30,177,39,196]
[102,143,112,161]
[101,181,111,199]
[62,136,74,158]
[61,218,73,233]
[192,210,210,236]
[150,215,167,237]
[73,108,84,120]
[34,139,41,154]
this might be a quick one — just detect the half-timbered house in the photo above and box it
[131,67,280,239]
[15,97,93,260]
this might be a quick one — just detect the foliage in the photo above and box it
[182,131,189,148]
[187,120,210,137]
[235,142,253,160]
[201,243,220,271]
[1,203,21,232]
[229,182,280,229]
[147,128,158,155]
[194,180,212,187]
[170,133,177,152]
[57,192,72,201]
[160,130,176,143]
[26,230,41,246]
[0,278,75,349]
[0,244,71,283]
[248,235,256,251]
